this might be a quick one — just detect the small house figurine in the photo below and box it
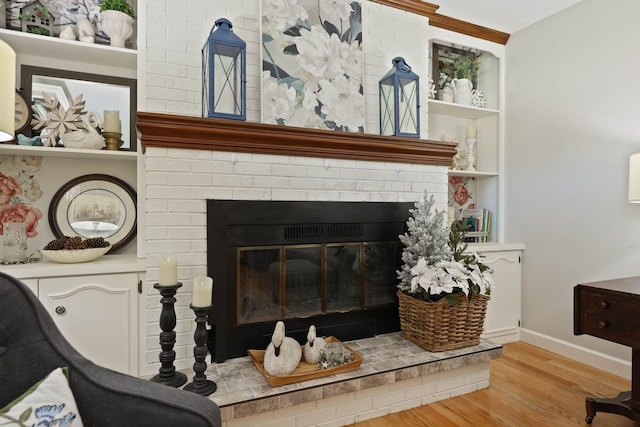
[20,1,54,36]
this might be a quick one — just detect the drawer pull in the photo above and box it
[597,320,608,329]
[55,306,66,316]
[598,301,609,309]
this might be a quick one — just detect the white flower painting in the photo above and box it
[262,0,364,133]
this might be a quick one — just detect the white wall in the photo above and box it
[505,0,640,365]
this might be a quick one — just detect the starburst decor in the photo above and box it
[30,94,87,146]
[471,89,486,108]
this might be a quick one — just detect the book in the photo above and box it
[461,208,483,242]
[461,208,491,242]
[461,216,478,242]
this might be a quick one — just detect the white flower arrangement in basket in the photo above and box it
[397,192,494,306]
[396,192,495,351]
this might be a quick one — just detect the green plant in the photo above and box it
[100,0,136,19]
[454,53,479,81]
[438,72,451,90]
[25,26,50,36]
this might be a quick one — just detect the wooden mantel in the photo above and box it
[136,112,456,167]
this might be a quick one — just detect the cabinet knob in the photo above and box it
[55,306,66,316]
[597,320,608,329]
[598,301,609,309]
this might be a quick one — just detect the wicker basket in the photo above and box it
[397,290,489,352]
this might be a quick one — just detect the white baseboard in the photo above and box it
[519,328,631,380]
[482,328,520,344]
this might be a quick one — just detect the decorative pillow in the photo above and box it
[0,367,84,426]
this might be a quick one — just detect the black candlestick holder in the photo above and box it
[151,283,187,388]
[184,304,217,396]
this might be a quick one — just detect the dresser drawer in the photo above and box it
[575,286,640,347]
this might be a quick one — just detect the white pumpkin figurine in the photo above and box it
[303,325,326,364]
[263,321,301,376]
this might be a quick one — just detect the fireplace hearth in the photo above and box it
[207,200,412,362]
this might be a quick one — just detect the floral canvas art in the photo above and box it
[261,0,364,132]
[448,175,475,214]
[0,155,44,238]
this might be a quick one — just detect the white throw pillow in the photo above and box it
[0,367,84,426]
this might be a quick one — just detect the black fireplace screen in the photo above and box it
[237,241,398,325]
[207,200,412,361]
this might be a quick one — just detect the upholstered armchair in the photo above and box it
[0,272,221,427]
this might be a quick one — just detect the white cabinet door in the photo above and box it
[480,250,521,343]
[38,273,139,375]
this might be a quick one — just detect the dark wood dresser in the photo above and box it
[574,277,640,424]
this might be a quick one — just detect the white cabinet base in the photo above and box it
[477,249,522,343]
[38,273,139,375]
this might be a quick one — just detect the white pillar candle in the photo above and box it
[0,40,16,141]
[103,110,121,133]
[465,126,477,139]
[192,276,213,307]
[158,253,178,286]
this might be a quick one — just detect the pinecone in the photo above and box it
[44,236,111,250]
[84,237,110,248]
[44,236,74,250]
[62,236,84,249]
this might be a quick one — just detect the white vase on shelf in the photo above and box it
[452,78,473,106]
[440,83,454,103]
[100,10,134,48]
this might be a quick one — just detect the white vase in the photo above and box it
[452,78,473,106]
[100,10,134,48]
[440,83,454,103]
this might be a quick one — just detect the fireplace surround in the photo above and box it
[137,112,455,371]
[207,199,414,362]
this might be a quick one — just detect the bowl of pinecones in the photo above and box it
[40,236,111,263]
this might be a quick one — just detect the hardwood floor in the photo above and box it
[353,341,636,426]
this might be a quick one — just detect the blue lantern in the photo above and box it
[202,18,246,121]
[379,57,420,138]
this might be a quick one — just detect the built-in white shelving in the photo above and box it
[429,100,499,120]
[448,169,498,178]
[0,143,137,161]
[428,29,504,243]
[0,28,137,70]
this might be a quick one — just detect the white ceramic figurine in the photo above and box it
[263,321,301,376]
[303,325,326,365]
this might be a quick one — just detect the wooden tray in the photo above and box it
[248,336,363,387]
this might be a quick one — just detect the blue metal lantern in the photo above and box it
[202,18,246,120]
[379,57,420,138]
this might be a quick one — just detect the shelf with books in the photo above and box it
[429,27,504,243]
[461,207,492,243]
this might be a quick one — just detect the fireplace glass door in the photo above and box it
[237,241,399,325]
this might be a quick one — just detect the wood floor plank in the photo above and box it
[353,341,636,427]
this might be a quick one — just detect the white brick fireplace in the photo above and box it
[142,140,450,373]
